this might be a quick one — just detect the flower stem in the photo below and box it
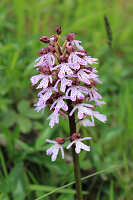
[67,99,83,200]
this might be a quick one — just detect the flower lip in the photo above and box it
[40,36,50,43]
[71,133,81,141]
[55,137,65,145]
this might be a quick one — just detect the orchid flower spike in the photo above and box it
[67,133,91,154]
[30,27,106,128]
[30,27,107,160]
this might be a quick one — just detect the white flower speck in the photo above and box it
[67,137,91,154]
[46,139,64,161]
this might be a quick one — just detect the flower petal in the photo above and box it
[66,141,75,149]
[78,141,90,152]
[45,139,57,144]
[60,146,64,159]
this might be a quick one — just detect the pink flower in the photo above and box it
[66,86,88,101]
[38,87,57,100]
[60,77,72,92]
[53,63,73,78]
[73,40,84,51]
[46,139,64,161]
[77,69,98,84]
[36,75,52,89]
[30,74,44,85]
[97,100,106,107]
[45,53,55,69]
[34,55,45,67]
[88,87,102,103]
[67,136,91,154]
[30,74,52,89]
[34,53,55,68]
[84,56,98,65]
[47,111,60,128]
[54,77,72,92]
[69,103,94,119]
[81,119,95,127]
[50,97,68,113]
[91,111,107,123]
[34,97,46,113]
[68,52,87,66]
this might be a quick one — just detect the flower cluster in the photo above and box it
[30,26,107,161]
[46,133,91,161]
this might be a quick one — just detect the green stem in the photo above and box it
[67,99,83,200]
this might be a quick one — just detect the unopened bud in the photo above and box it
[56,26,61,35]
[40,36,50,43]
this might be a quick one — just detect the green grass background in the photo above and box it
[0,0,133,199]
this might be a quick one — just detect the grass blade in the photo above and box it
[29,184,87,195]
[35,161,133,200]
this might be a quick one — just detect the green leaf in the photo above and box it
[110,180,114,200]
[17,100,30,114]
[17,116,32,134]
[0,179,10,194]
[7,162,26,200]
[35,127,55,148]
[12,125,20,143]
[0,98,12,112]
[0,149,8,177]
[33,121,43,130]
[101,125,123,142]
[25,108,42,119]
[1,110,17,127]
[0,194,9,200]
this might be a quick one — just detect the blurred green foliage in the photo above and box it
[0,0,133,199]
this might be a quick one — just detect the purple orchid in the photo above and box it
[30,27,107,160]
